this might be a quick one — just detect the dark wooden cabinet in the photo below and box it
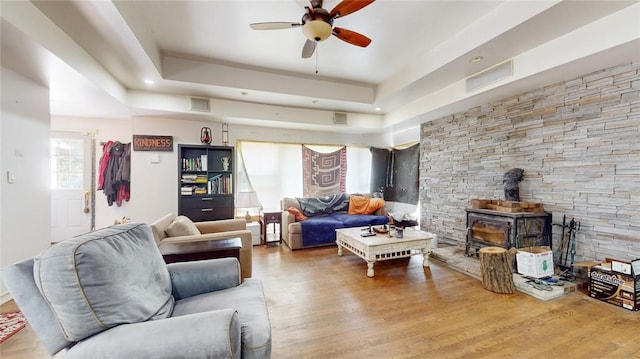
[178,144,234,221]
[160,237,242,264]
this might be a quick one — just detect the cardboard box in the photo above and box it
[516,246,554,278]
[589,260,640,311]
[611,259,632,275]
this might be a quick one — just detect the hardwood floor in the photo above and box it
[2,244,639,358]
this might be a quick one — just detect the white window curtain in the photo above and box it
[238,141,371,210]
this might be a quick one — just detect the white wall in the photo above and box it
[51,116,394,229]
[1,67,51,301]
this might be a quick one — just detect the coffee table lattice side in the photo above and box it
[335,228,434,277]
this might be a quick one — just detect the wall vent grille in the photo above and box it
[466,60,513,92]
[190,97,210,112]
[333,112,347,125]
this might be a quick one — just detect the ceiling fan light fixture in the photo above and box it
[302,20,332,42]
[251,0,373,59]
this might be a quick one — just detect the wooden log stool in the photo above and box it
[479,246,517,294]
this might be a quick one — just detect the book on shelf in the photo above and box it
[181,174,198,183]
[206,173,233,194]
[182,155,208,171]
[201,154,208,171]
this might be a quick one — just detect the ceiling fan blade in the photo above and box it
[332,27,371,47]
[302,39,317,58]
[329,0,375,19]
[250,22,301,30]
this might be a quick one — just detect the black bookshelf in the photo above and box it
[178,144,234,221]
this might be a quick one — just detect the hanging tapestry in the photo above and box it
[369,143,420,204]
[302,145,346,197]
[391,143,420,204]
[370,147,392,197]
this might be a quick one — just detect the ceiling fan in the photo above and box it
[250,0,375,58]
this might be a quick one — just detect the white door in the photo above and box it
[50,131,94,242]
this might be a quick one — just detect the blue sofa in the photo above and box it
[281,193,388,250]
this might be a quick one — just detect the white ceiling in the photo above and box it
[1,0,639,134]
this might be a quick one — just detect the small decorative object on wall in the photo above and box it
[200,127,212,145]
[221,156,230,171]
[503,168,524,201]
[222,123,229,146]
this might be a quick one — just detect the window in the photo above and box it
[238,141,372,210]
[50,137,84,189]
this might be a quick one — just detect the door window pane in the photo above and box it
[51,138,84,189]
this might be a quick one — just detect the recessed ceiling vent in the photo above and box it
[190,97,210,112]
[333,112,347,125]
[466,59,513,92]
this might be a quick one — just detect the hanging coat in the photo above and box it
[103,142,124,206]
[97,141,114,190]
[115,143,131,206]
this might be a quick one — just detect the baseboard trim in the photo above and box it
[1,291,13,305]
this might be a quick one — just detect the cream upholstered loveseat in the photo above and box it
[281,193,388,250]
[150,213,253,279]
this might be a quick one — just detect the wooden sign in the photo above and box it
[132,135,173,151]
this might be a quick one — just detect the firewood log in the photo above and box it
[479,246,517,294]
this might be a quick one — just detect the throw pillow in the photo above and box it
[33,223,174,341]
[348,195,385,215]
[348,195,369,214]
[165,215,200,237]
[287,207,308,221]
[367,198,386,214]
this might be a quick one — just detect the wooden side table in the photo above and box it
[260,210,282,245]
[159,237,242,264]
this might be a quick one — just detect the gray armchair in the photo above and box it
[1,223,271,358]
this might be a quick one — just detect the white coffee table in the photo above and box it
[335,227,435,277]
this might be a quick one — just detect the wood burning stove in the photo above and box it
[465,209,552,256]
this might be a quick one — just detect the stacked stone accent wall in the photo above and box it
[420,61,639,262]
